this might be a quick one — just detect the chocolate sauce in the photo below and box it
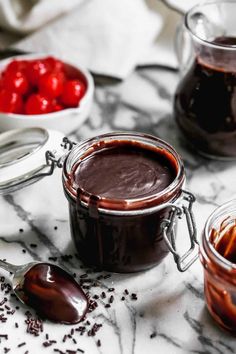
[174,36,236,158]
[16,263,88,324]
[210,220,236,263]
[64,138,183,272]
[74,142,176,200]
[213,36,236,46]
[202,218,236,333]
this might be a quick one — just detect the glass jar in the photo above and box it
[200,200,236,334]
[62,132,198,273]
[0,128,198,273]
[174,1,236,159]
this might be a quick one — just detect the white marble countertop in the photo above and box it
[0,65,235,354]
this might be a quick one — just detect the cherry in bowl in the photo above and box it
[0,54,94,134]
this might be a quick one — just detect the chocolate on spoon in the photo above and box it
[0,260,88,324]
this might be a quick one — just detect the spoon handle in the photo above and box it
[0,260,18,274]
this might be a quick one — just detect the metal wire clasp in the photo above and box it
[161,190,198,272]
[61,137,76,151]
[25,137,76,183]
[44,137,76,175]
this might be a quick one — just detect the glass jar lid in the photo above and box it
[0,127,65,194]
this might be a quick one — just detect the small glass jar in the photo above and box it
[200,200,236,334]
[62,132,198,273]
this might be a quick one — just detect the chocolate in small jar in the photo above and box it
[63,132,197,273]
[200,200,236,334]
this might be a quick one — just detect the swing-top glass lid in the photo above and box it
[0,127,65,194]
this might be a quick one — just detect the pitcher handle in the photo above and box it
[174,18,193,74]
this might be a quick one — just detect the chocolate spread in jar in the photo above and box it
[204,218,236,333]
[65,138,182,273]
[73,141,176,201]
[210,218,236,263]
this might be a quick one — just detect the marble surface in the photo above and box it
[0,65,236,354]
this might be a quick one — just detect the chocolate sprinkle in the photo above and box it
[80,274,88,279]
[0,298,7,306]
[150,332,157,339]
[43,340,57,347]
[30,243,37,248]
[0,334,8,339]
[131,293,138,300]
[97,339,101,347]
[17,342,26,347]
[103,274,111,279]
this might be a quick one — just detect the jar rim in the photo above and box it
[202,199,236,271]
[62,132,185,213]
[185,0,236,51]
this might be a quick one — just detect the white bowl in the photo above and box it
[0,54,94,134]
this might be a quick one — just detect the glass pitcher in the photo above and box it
[174,0,236,160]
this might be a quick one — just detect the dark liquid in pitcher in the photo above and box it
[174,36,236,158]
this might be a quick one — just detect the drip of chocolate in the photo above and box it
[210,219,236,263]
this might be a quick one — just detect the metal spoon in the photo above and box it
[0,259,39,298]
[0,259,88,324]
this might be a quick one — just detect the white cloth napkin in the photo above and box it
[0,0,200,79]
[0,0,83,33]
